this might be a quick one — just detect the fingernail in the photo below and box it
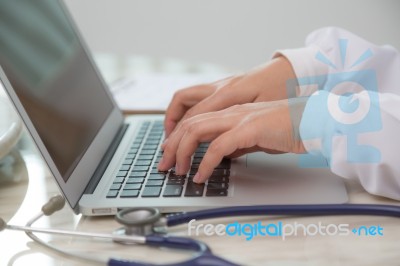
[161,138,169,149]
[193,172,202,183]
[158,158,165,169]
[175,163,181,174]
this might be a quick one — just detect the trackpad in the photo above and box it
[230,152,348,204]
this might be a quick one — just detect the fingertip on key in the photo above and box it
[193,172,202,183]
[157,157,166,170]
[161,138,169,150]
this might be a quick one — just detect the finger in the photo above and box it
[174,116,235,175]
[180,85,251,122]
[193,128,256,183]
[164,85,216,137]
[169,78,254,138]
[226,147,260,158]
[159,111,235,172]
[226,147,284,158]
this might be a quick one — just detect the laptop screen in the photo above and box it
[0,0,114,181]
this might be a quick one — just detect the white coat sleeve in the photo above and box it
[274,27,400,200]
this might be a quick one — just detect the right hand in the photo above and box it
[159,100,307,181]
[163,56,296,138]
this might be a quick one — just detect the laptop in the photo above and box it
[0,0,348,216]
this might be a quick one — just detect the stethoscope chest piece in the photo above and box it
[114,207,165,244]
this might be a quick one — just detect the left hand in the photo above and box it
[158,100,306,183]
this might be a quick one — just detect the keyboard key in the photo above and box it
[191,163,200,170]
[126,154,136,159]
[132,166,149,171]
[130,171,147,177]
[135,160,152,166]
[194,152,206,158]
[110,183,122,190]
[210,169,230,177]
[214,169,230,176]
[167,179,185,185]
[169,173,186,180]
[120,190,140,198]
[147,138,161,143]
[146,180,164,187]
[126,177,145,184]
[195,147,208,153]
[113,177,125,184]
[218,159,231,168]
[141,187,162,197]
[120,165,130,171]
[138,155,153,160]
[137,133,146,138]
[128,148,138,154]
[122,159,134,165]
[136,136,145,141]
[124,183,142,190]
[116,170,128,177]
[163,185,183,197]
[144,140,159,145]
[199,143,209,148]
[148,173,166,180]
[208,176,229,183]
[207,183,229,190]
[150,168,165,174]
[167,174,186,185]
[192,158,202,164]
[107,190,119,198]
[140,150,156,155]
[206,189,228,197]
[131,143,141,149]
[142,144,158,150]
[185,182,205,197]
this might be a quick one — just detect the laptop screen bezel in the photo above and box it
[0,0,124,212]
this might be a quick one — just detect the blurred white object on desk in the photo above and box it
[93,54,231,113]
[0,82,23,160]
[110,73,227,113]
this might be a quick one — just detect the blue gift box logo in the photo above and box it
[288,39,382,167]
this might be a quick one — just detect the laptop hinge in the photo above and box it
[83,123,129,195]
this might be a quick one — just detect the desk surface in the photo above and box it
[1,140,400,266]
[1,55,400,265]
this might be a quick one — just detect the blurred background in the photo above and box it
[64,0,400,72]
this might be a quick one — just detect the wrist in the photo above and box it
[288,97,308,153]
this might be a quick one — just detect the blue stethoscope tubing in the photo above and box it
[165,203,400,226]
[107,203,400,266]
[109,235,238,266]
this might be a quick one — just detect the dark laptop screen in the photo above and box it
[0,0,114,181]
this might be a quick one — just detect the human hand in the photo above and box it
[164,56,296,138]
[158,99,306,183]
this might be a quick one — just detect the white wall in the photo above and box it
[64,0,400,71]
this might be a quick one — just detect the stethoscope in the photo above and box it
[2,195,400,266]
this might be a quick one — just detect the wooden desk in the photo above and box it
[1,137,400,266]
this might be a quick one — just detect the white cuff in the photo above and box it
[273,46,330,97]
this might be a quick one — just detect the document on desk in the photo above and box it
[110,73,228,113]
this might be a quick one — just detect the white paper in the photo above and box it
[110,73,228,111]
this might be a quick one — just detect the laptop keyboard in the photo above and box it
[106,120,231,199]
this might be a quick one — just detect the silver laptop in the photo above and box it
[0,0,347,216]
